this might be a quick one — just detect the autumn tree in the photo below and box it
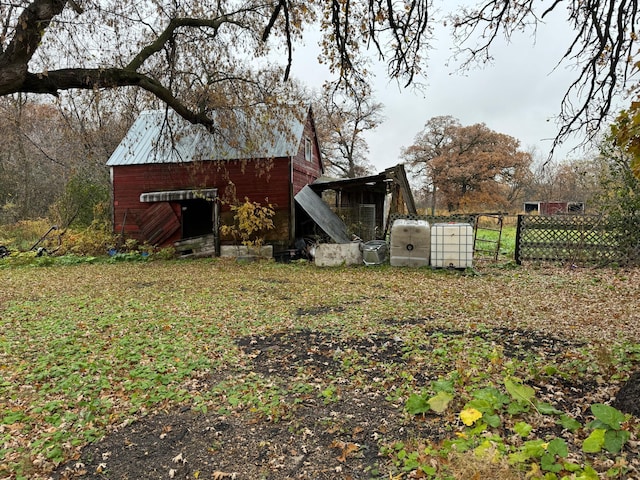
[314,81,383,178]
[0,95,123,224]
[402,116,532,213]
[0,0,428,132]
[595,114,640,263]
[0,1,637,149]
[611,97,640,179]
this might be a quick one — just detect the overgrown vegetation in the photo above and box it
[0,218,180,260]
[1,261,638,479]
[596,127,640,265]
[220,197,276,250]
[49,174,111,229]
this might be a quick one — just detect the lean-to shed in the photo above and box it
[107,106,323,252]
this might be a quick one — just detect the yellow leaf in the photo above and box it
[631,155,640,179]
[525,462,541,478]
[460,408,483,426]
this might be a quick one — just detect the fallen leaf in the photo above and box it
[525,462,541,478]
[428,391,454,413]
[212,472,237,479]
[331,440,359,462]
[172,452,186,464]
[460,408,483,426]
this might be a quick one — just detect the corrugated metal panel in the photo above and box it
[295,186,351,244]
[107,107,307,166]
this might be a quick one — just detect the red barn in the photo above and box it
[523,201,585,215]
[107,106,323,254]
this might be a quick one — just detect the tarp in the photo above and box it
[294,186,351,244]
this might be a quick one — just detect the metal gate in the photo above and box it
[473,214,503,262]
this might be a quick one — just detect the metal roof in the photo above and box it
[107,107,308,166]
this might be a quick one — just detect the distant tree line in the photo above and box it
[402,113,639,219]
[0,95,130,226]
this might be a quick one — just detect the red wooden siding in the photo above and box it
[292,114,323,195]
[110,108,323,249]
[112,159,293,246]
[139,202,180,245]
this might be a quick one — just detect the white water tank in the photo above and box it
[390,219,431,267]
[430,223,474,268]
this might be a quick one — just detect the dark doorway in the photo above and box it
[181,199,214,238]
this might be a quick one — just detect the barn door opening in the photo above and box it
[181,199,214,239]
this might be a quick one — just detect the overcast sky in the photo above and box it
[288,10,596,173]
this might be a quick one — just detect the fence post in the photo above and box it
[515,214,523,265]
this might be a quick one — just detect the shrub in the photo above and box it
[57,221,117,256]
[49,174,110,228]
[598,128,640,265]
[220,197,276,249]
[0,218,56,251]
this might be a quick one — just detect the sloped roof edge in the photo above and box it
[107,105,311,167]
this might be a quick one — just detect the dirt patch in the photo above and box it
[473,326,583,361]
[236,329,406,379]
[52,326,635,480]
[612,371,640,416]
[52,390,408,479]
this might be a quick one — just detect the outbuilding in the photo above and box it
[524,201,585,215]
[107,106,323,254]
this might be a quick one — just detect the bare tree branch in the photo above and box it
[451,0,639,155]
[0,0,637,151]
[17,67,214,129]
[0,0,67,93]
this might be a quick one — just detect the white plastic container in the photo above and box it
[430,223,473,268]
[390,219,430,267]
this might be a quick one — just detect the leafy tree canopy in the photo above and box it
[611,98,640,179]
[0,0,637,148]
[402,116,532,212]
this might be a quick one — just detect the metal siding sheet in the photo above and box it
[140,188,217,203]
[294,186,351,244]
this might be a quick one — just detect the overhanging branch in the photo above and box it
[20,68,214,130]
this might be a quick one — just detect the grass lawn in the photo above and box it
[1,259,639,479]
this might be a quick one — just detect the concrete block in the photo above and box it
[314,243,362,267]
[220,245,273,258]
